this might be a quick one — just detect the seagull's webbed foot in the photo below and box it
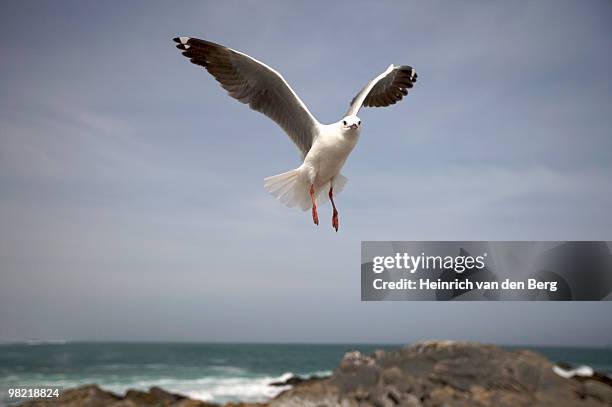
[332,209,339,232]
[310,184,319,226]
[329,186,339,232]
[312,206,319,225]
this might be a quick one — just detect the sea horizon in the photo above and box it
[2,340,611,348]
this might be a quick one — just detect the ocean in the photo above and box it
[0,343,610,406]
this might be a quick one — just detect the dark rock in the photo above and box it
[19,385,121,407]
[19,385,223,407]
[582,380,612,404]
[268,374,326,387]
[122,386,188,405]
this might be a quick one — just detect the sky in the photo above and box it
[0,0,611,346]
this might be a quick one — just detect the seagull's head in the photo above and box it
[340,115,361,133]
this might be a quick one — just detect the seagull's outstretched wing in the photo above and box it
[173,37,319,156]
[346,65,417,116]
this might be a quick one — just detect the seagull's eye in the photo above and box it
[358,121,361,125]
[343,120,347,126]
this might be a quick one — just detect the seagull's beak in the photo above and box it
[349,124,358,130]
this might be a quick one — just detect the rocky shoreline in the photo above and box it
[20,341,612,407]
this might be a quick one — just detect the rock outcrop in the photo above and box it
[20,341,612,407]
[18,385,237,407]
[269,341,612,406]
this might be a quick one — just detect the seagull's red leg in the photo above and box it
[329,186,339,232]
[310,184,319,225]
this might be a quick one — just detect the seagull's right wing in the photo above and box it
[346,64,417,117]
[173,37,319,156]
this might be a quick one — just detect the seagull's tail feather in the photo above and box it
[264,170,349,212]
[264,169,311,211]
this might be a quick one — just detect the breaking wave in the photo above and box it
[100,372,295,403]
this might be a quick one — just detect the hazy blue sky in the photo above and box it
[1,1,611,346]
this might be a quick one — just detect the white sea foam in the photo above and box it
[96,372,295,403]
[301,370,332,377]
[553,364,594,378]
[183,373,293,403]
[208,365,248,375]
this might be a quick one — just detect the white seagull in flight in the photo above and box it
[173,37,418,231]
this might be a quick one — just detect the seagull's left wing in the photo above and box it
[173,37,319,157]
[346,65,417,117]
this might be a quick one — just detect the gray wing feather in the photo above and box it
[174,37,319,156]
[347,64,418,116]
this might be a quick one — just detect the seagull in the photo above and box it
[173,37,417,231]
